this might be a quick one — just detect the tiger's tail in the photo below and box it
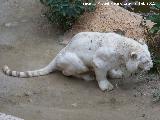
[2,59,57,78]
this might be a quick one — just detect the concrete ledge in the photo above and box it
[0,113,24,120]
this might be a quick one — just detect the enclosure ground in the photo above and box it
[0,0,160,120]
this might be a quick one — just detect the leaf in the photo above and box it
[40,0,49,5]
[78,5,85,9]
[46,0,54,5]
[147,15,160,26]
[149,26,160,34]
[40,0,44,4]
[156,60,160,64]
[154,2,160,9]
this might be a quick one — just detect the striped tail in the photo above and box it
[2,60,57,78]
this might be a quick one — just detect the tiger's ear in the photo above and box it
[137,39,149,49]
[138,39,145,45]
[130,52,138,60]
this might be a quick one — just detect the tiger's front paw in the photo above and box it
[98,80,114,91]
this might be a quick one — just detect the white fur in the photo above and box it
[53,32,153,91]
[3,32,153,91]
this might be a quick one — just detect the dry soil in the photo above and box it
[0,0,160,120]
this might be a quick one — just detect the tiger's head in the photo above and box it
[126,43,153,73]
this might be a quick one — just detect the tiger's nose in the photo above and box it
[150,62,153,68]
[145,67,151,71]
[145,65,152,71]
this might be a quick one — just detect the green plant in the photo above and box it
[147,33,160,74]
[149,51,160,74]
[40,0,96,31]
[146,2,160,74]
[147,2,160,34]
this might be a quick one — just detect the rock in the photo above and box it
[62,1,154,44]
[141,114,145,117]
[0,113,24,120]
[5,22,18,27]
[71,103,78,107]
[24,91,32,96]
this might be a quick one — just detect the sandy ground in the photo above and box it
[0,0,160,120]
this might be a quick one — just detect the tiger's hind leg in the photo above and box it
[56,52,89,76]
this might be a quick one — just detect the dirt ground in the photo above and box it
[0,0,160,120]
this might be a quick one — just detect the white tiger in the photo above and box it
[2,32,153,91]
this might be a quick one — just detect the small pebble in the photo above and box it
[71,103,78,107]
[24,91,32,96]
[141,114,145,117]
[28,98,33,103]
[5,22,18,27]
